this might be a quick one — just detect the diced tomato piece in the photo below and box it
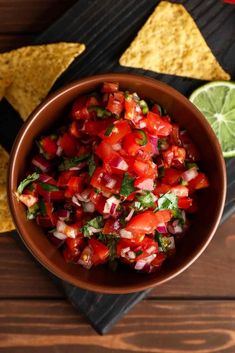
[57,171,77,188]
[84,118,114,136]
[102,82,119,93]
[123,131,153,157]
[124,97,138,121]
[66,235,84,252]
[89,238,109,265]
[59,133,77,157]
[178,197,193,209]
[171,185,189,197]
[67,176,84,194]
[89,189,107,214]
[69,121,82,138]
[86,96,100,108]
[95,141,115,162]
[106,92,124,115]
[133,159,157,178]
[153,183,171,196]
[40,136,58,158]
[36,215,54,228]
[125,210,172,236]
[188,172,209,191]
[146,111,172,136]
[151,252,166,268]
[103,218,121,235]
[102,120,131,144]
[90,167,121,194]
[180,130,200,161]
[162,168,182,185]
[170,124,182,146]
[72,95,90,120]
[36,183,64,201]
[134,177,154,191]
[162,145,186,168]
[105,154,129,175]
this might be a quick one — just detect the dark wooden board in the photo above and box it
[0,299,235,353]
[0,0,235,335]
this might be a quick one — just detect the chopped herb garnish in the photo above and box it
[105,124,115,136]
[135,250,143,256]
[172,208,185,226]
[180,178,188,186]
[58,153,90,171]
[107,236,119,262]
[157,192,178,211]
[39,199,47,216]
[94,188,101,194]
[186,162,198,169]
[81,216,104,238]
[88,155,96,177]
[88,106,111,118]
[17,172,39,195]
[139,100,149,115]
[120,173,136,197]
[137,191,155,208]
[156,233,171,252]
[38,182,59,192]
[26,203,39,220]
[158,138,168,151]
[135,129,148,146]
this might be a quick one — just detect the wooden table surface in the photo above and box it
[1,1,235,352]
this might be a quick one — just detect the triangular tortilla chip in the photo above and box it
[0,42,85,120]
[0,146,15,232]
[119,1,230,81]
[0,64,12,101]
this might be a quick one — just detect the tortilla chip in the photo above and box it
[0,42,86,120]
[0,65,12,101]
[0,146,15,232]
[119,1,230,81]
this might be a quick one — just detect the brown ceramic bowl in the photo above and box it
[8,73,226,294]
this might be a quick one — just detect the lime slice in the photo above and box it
[189,81,235,158]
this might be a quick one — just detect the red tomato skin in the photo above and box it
[59,133,77,157]
[40,136,57,158]
[102,82,119,93]
[178,197,193,209]
[146,111,172,136]
[89,238,109,265]
[162,168,182,185]
[188,173,209,191]
[72,96,90,120]
[125,210,172,236]
[102,120,131,144]
[106,92,124,115]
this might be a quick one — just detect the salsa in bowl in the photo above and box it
[8,74,226,293]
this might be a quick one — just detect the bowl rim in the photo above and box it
[7,73,227,294]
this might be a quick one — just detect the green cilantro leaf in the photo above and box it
[137,191,155,208]
[104,124,115,136]
[88,155,96,177]
[81,216,104,238]
[17,172,39,194]
[38,182,59,191]
[120,173,136,197]
[157,192,178,211]
[58,153,90,171]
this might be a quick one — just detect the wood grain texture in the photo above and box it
[0,300,235,353]
[0,0,77,33]
[0,214,235,299]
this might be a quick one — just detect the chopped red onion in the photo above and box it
[146,245,157,254]
[127,251,136,260]
[168,222,183,234]
[38,174,52,183]
[83,201,95,213]
[56,220,66,233]
[112,143,121,151]
[110,156,128,171]
[125,208,135,221]
[69,161,87,171]
[156,223,168,234]
[148,134,159,155]
[75,189,90,202]
[88,226,102,233]
[139,120,147,128]
[182,167,198,182]
[72,195,81,207]
[120,229,133,239]
[52,231,67,240]
[106,178,117,189]
[57,209,70,221]
[104,196,120,214]
[121,247,130,257]
[32,155,50,172]
[135,254,157,270]
[56,145,63,156]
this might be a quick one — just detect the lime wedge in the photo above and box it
[189,81,235,158]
